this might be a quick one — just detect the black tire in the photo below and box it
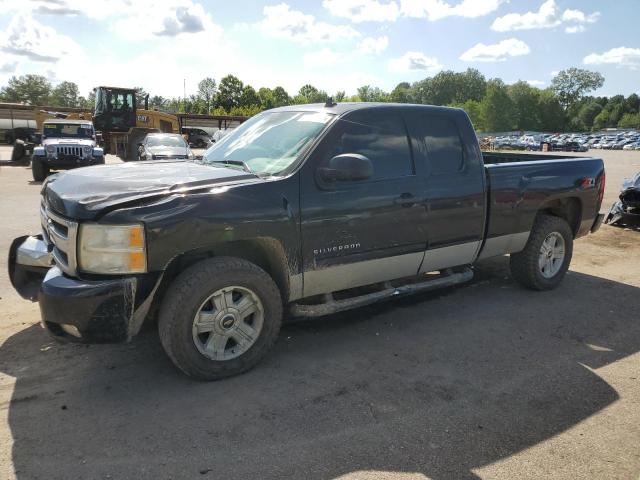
[510,214,573,291]
[94,156,105,165]
[31,157,50,182]
[196,139,205,148]
[158,257,283,380]
[11,140,25,162]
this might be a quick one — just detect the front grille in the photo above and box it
[55,145,84,158]
[154,154,186,160]
[40,203,78,276]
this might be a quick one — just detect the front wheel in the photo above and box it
[32,157,50,182]
[158,257,283,380]
[510,214,573,290]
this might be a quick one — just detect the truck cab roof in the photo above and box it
[268,102,465,117]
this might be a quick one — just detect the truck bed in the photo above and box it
[478,151,605,259]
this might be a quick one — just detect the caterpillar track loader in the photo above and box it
[92,86,180,161]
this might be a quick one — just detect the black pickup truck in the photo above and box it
[9,103,606,380]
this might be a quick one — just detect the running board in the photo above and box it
[290,267,473,317]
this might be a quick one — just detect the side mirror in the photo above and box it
[318,153,373,182]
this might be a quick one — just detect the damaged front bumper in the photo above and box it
[605,201,640,226]
[9,235,161,343]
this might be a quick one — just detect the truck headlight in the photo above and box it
[83,146,92,155]
[78,224,146,274]
[46,145,55,154]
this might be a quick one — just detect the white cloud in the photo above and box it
[460,38,530,62]
[400,0,502,21]
[111,1,221,40]
[0,0,105,17]
[357,36,389,54]
[323,0,400,22]
[0,14,83,62]
[260,3,360,44]
[0,1,223,41]
[388,51,442,73]
[303,49,345,68]
[0,60,18,74]
[491,0,599,33]
[584,47,640,69]
[526,80,545,87]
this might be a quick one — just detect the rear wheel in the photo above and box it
[510,214,573,290]
[158,257,282,380]
[31,157,50,182]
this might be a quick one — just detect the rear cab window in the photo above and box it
[415,115,465,175]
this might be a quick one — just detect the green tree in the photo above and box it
[334,90,346,102]
[272,86,290,107]
[452,100,484,131]
[197,77,217,113]
[480,80,515,132]
[239,85,259,107]
[216,75,244,112]
[357,85,388,102]
[134,87,149,108]
[624,93,639,114]
[508,81,541,131]
[84,90,96,109]
[0,74,52,105]
[551,68,604,111]
[148,95,167,110]
[618,113,640,129]
[257,87,275,109]
[537,89,565,132]
[577,101,602,130]
[390,82,411,103]
[50,81,80,107]
[592,109,610,130]
[458,68,487,103]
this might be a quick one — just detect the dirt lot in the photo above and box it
[0,147,639,480]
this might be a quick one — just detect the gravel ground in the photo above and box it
[0,147,639,480]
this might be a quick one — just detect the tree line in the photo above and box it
[1,68,638,132]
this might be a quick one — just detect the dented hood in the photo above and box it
[43,160,258,220]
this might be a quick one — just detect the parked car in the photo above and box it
[182,127,211,148]
[30,119,104,182]
[605,172,640,226]
[137,133,195,161]
[9,103,606,380]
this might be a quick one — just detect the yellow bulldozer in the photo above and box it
[92,86,180,160]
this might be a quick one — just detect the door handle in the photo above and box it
[394,192,417,207]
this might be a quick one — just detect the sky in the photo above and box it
[0,0,638,100]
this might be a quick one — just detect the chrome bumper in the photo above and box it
[16,236,53,268]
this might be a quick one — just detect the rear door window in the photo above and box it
[417,116,464,175]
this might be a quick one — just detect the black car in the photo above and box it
[137,133,195,161]
[9,103,606,380]
[182,127,211,148]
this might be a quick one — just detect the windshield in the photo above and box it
[43,123,94,139]
[201,111,333,175]
[147,135,186,147]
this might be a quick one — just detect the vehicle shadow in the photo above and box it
[1,257,638,479]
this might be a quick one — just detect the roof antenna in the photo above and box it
[325,96,336,107]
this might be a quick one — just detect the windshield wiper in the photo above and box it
[209,159,254,174]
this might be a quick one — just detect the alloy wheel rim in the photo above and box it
[192,286,264,361]
[538,232,565,279]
